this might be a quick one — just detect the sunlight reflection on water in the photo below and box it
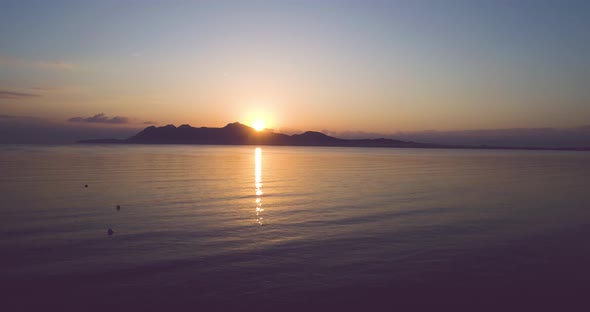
[255,147,264,225]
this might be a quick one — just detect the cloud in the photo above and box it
[0,114,19,119]
[30,86,61,92]
[0,114,140,144]
[142,120,158,125]
[37,60,74,70]
[0,90,41,99]
[0,55,74,70]
[68,113,129,124]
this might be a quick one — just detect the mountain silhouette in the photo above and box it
[78,122,590,150]
[79,122,438,148]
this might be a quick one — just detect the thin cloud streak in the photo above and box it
[0,90,41,99]
[0,55,74,70]
[37,60,74,70]
[68,113,129,124]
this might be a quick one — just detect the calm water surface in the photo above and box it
[1,145,590,310]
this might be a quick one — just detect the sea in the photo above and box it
[1,145,590,311]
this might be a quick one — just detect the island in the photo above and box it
[79,122,590,151]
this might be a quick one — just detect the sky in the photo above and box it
[1,0,589,144]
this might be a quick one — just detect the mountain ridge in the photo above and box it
[78,122,590,151]
[79,122,437,148]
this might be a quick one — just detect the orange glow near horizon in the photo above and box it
[252,120,265,131]
[243,108,275,132]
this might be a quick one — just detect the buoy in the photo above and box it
[116,205,120,210]
[107,228,114,235]
[85,184,88,188]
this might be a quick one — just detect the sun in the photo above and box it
[252,120,265,131]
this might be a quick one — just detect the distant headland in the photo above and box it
[79,122,590,151]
